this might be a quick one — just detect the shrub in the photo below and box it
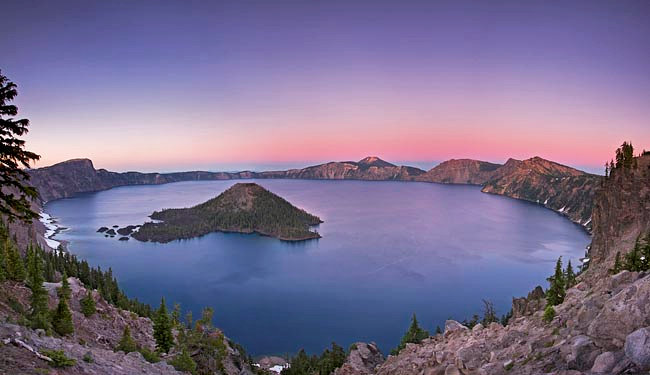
[542,305,555,323]
[41,349,76,368]
[138,347,160,363]
[169,349,197,373]
[82,352,93,363]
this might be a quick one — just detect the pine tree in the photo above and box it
[172,302,181,327]
[546,257,566,306]
[391,313,430,355]
[624,237,644,272]
[0,70,41,223]
[153,297,174,353]
[4,238,25,281]
[116,325,138,353]
[58,272,71,301]
[80,290,96,317]
[185,310,193,330]
[565,260,576,288]
[52,297,74,336]
[0,238,5,282]
[26,245,50,330]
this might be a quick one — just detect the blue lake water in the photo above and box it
[45,179,590,356]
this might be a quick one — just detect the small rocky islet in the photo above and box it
[97,225,140,240]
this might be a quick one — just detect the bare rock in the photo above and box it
[590,351,623,373]
[334,342,384,375]
[445,320,469,336]
[624,327,650,370]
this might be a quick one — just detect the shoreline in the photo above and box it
[39,211,67,250]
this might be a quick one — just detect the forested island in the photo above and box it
[132,183,323,243]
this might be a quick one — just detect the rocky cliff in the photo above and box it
[481,157,600,229]
[333,154,650,375]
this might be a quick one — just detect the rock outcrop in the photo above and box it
[334,342,384,375]
[481,157,600,229]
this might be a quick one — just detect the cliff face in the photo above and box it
[417,159,502,185]
[481,157,600,229]
[27,159,252,203]
[588,154,650,272]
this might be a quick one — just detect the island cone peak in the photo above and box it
[132,183,322,243]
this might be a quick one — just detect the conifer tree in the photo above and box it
[172,302,181,327]
[26,244,50,330]
[4,237,25,281]
[58,272,72,301]
[153,297,174,353]
[435,326,442,335]
[52,297,74,336]
[0,70,41,223]
[185,310,193,330]
[546,257,566,306]
[116,325,138,353]
[80,290,96,317]
[391,313,430,355]
[565,260,576,288]
[0,239,5,282]
[624,237,644,272]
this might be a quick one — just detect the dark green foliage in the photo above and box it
[0,70,41,223]
[481,299,498,326]
[565,260,576,288]
[391,314,429,355]
[57,272,71,301]
[500,309,513,327]
[435,325,442,335]
[621,235,650,272]
[4,237,25,281]
[169,348,197,374]
[25,244,50,331]
[282,343,346,375]
[542,305,555,323]
[80,290,96,317]
[41,349,76,368]
[138,347,160,363]
[172,302,181,327]
[83,352,94,363]
[38,245,152,317]
[546,257,565,306]
[461,314,480,329]
[116,325,138,353]
[153,297,174,353]
[614,141,635,170]
[134,183,322,243]
[52,297,74,336]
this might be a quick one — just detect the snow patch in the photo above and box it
[544,198,549,205]
[39,211,62,249]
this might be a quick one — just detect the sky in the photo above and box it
[1,0,649,173]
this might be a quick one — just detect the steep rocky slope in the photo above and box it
[264,157,425,181]
[0,277,254,375]
[333,154,650,375]
[481,157,600,229]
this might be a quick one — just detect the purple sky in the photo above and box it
[2,0,649,173]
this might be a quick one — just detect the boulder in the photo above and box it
[624,327,650,370]
[334,342,384,375]
[445,320,469,336]
[566,335,599,370]
[590,351,623,373]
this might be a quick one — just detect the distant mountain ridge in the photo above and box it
[27,155,599,234]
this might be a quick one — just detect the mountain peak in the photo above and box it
[357,156,395,168]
